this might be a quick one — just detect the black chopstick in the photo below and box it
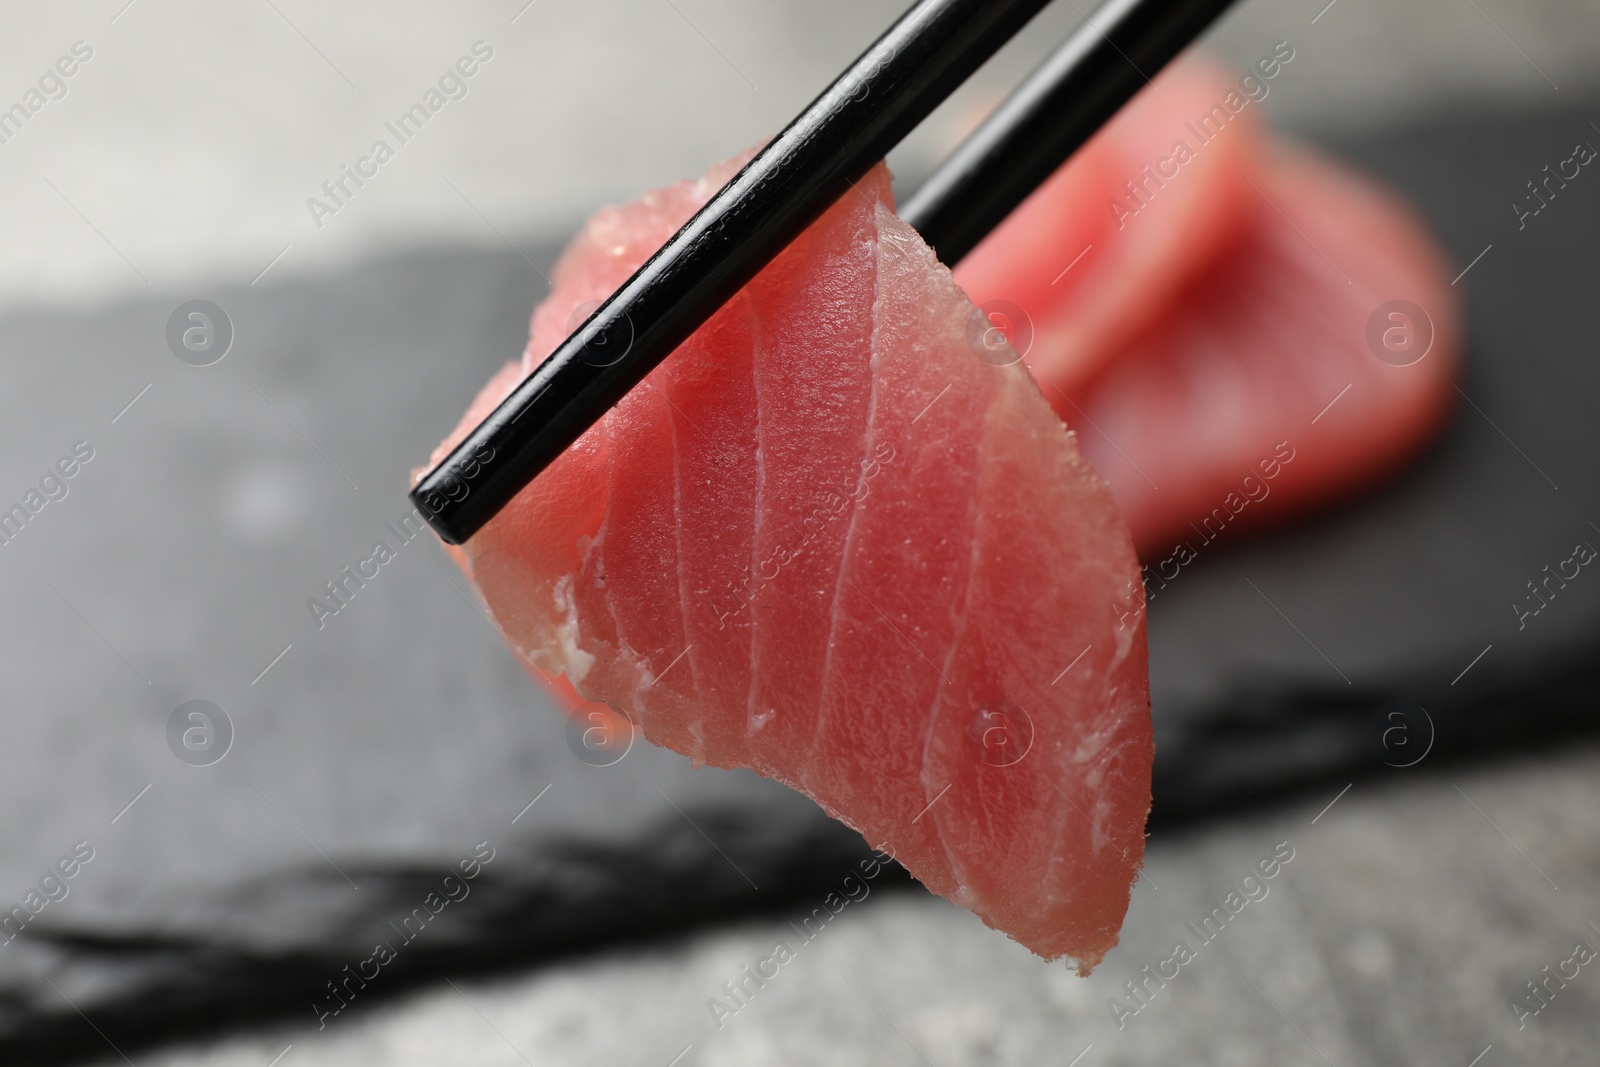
[412,0,1231,545]
[901,0,1240,265]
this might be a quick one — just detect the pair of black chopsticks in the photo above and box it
[412,0,1239,544]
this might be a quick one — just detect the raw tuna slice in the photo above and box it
[1064,147,1460,553]
[428,157,1152,970]
[955,59,1262,398]
[952,57,1459,553]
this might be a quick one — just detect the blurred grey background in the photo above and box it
[0,0,1594,307]
[0,1,1598,1065]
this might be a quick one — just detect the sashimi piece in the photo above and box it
[428,158,1152,970]
[955,57,1263,397]
[952,56,1459,554]
[1063,147,1460,554]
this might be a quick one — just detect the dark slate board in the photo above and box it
[0,93,1595,1063]
[1146,96,1600,814]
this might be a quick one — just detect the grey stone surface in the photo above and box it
[96,746,1600,1067]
